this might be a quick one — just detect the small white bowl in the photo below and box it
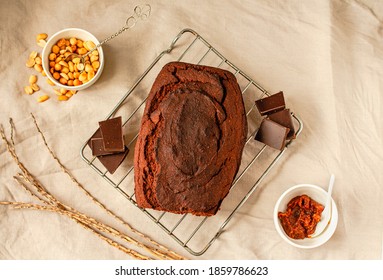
[42,28,104,91]
[274,183,338,249]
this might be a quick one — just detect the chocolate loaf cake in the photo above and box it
[134,62,247,216]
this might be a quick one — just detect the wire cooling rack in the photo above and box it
[80,28,303,256]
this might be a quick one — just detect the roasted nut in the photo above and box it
[37,39,47,48]
[34,64,43,72]
[77,47,87,55]
[60,73,69,80]
[78,72,87,82]
[49,53,57,61]
[53,88,62,95]
[73,79,82,86]
[90,55,98,63]
[76,40,83,48]
[35,56,42,65]
[65,92,73,98]
[31,83,40,92]
[54,63,62,71]
[29,75,37,84]
[36,33,48,42]
[77,63,85,71]
[69,37,77,46]
[52,45,60,54]
[53,72,60,80]
[61,67,69,74]
[91,61,100,70]
[57,38,67,48]
[26,57,35,68]
[24,86,34,95]
[29,51,38,59]
[87,70,95,81]
[58,61,69,68]
[37,95,50,103]
[68,61,74,72]
[59,77,68,85]
[58,95,69,101]
[84,40,96,51]
[84,64,93,73]
[47,78,55,86]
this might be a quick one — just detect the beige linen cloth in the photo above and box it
[0,0,382,259]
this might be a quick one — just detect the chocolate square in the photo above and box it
[268,109,296,140]
[254,118,290,150]
[91,138,114,157]
[255,91,285,116]
[87,127,129,174]
[99,116,125,152]
[97,147,129,174]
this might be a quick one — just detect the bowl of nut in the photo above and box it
[273,183,338,249]
[42,28,104,91]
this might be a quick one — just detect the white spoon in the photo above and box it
[310,174,335,238]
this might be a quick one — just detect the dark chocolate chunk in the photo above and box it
[97,146,129,174]
[268,108,296,140]
[87,127,129,174]
[254,118,290,150]
[91,138,114,157]
[255,91,285,115]
[87,128,102,145]
[99,116,125,152]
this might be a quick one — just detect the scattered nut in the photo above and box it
[47,78,55,86]
[26,57,35,68]
[53,88,61,95]
[29,75,38,84]
[35,56,42,65]
[36,33,48,42]
[31,83,40,92]
[29,51,38,59]
[58,95,69,101]
[37,39,47,48]
[37,95,50,103]
[34,64,43,72]
[24,86,34,95]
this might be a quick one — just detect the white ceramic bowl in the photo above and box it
[42,28,104,91]
[274,183,338,249]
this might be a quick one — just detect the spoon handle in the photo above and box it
[83,4,151,57]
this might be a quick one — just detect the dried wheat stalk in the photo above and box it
[0,117,185,260]
[29,113,184,260]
